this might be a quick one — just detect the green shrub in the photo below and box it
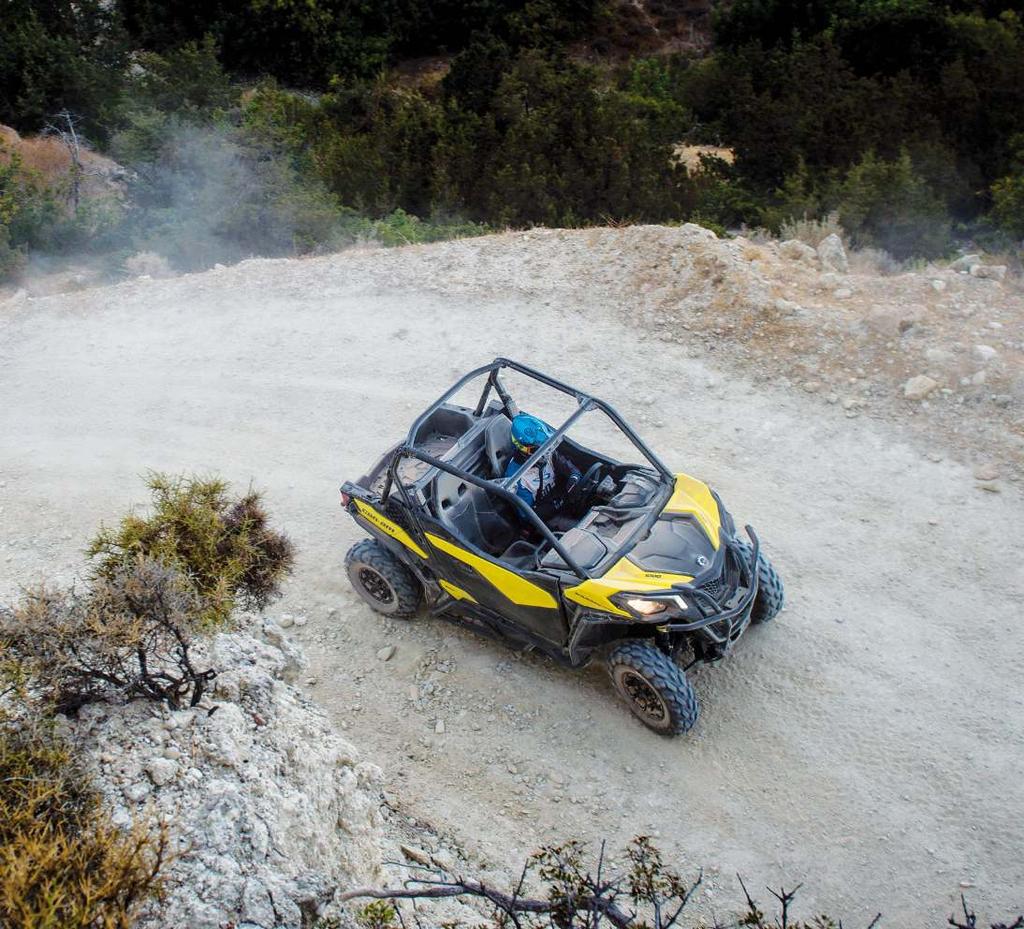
[88,474,295,628]
[837,150,951,259]
[991,173,1024,240]
[0,720,166,929]
[991,134,1024,241]
[361,209,491,246]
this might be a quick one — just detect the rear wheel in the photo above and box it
[345,539,422,618]
[734,538,785,623]
[607,642,699,735]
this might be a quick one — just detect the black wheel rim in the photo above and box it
[358,567,395,605]
[619,670,668,724]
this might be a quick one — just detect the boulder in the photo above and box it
[970,264,1007,282]
[817,234,849,273]
[951,254,982,273]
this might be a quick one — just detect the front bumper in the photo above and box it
[656,524,760,645]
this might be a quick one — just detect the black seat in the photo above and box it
[435,470,515,556]
[483,414,513,479]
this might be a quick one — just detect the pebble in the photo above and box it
[434,719,445,734]
[124,781,151,802]
[377,644,397,662]
[973,344,997,362]
[973,463,1000,482]
[293,616,308,627]
[278,614,294,629]
[903,375,939,401]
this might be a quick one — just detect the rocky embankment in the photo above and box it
[59,623,385,928]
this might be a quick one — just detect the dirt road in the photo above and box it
[1,231,1022,925]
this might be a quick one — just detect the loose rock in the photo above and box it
[904,375,939,400]
[817,234,849,273]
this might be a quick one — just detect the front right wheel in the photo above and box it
[607,641,699,735]
[733,538,785,624]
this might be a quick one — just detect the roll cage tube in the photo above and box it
[385,446,589,579]
[405,357,673,484]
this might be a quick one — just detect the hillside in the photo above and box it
[1,225,1022,925]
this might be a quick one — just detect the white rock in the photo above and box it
[931,279,947,292]
[377,644,397,662]
[904,375,939,400]
[71,630,385,929]
[973,463,1000,482]
[817,234,849,273]
[970,264,1006,281]
[973,344,998,362]
[146,758,180,786]
[124,781,152,802]
[951,254,981,272]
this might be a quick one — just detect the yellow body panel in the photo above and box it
[426,533,558,609]
[564,473,719,616]
[353,499,428,558]
[564,557,693,617]
[664,473,721,549]
[439,579,477,603]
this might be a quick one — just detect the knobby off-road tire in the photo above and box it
[345,539,422,619]
[607,641,699,735]
[734,538,785,624]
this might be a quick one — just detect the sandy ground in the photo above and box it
[1,230,1022,926]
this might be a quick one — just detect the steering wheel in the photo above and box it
[569,462,607,509]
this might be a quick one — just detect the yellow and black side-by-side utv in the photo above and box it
[340,358,783,735]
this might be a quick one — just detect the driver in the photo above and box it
[503,412,581,526]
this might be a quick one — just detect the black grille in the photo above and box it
[699,576,725,599]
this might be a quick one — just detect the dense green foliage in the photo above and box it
[0,0,1022,281]
[88,473,295,628]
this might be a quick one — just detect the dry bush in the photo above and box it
[779,211,845,248]
[0,720,167,929]
[88,473,295,628]
[1,559,215,712]
[122,250,173,278]
[341,836,1022,929]
[847,246,903,276]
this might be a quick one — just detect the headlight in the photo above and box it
[624,597,667,616]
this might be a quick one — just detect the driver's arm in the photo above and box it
[554,452,581,492]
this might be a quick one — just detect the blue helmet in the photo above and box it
[510,413,552,456]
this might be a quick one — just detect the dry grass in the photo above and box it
[779,211,845,248]
[0,721,167,929]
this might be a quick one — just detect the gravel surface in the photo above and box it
[1,227,1022,925]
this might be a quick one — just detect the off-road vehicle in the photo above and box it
[340,359,783,734]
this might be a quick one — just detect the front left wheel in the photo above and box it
[607,641,699,735]
[345,539,422,618]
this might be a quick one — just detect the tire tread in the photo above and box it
[345,539,421,618]
[607,641,699,735]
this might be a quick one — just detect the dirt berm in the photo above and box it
[1,225,1021,924]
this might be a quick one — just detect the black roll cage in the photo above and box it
[382,358,674,582]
